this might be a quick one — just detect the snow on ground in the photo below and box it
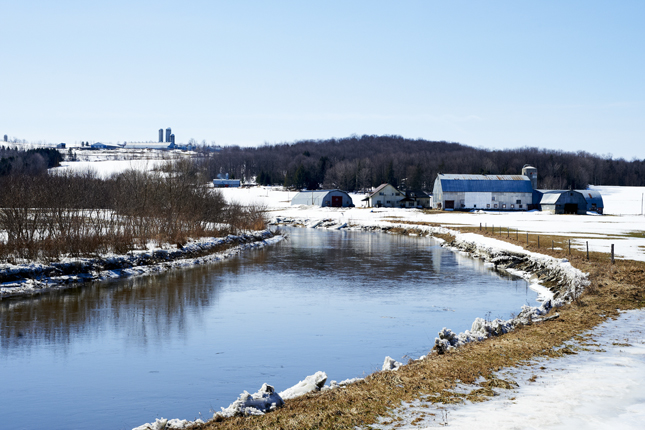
[371,308,645,430]
[218,186,645,262]
[52,148,192,177]
[590,185,645,215]
[57,159,169,177]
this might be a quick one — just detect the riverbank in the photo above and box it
[0,230,283,300]
[183,214,644,430]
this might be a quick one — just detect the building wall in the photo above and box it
[438,191,532,210]
[321,190,354,207]
[368,184,403,207]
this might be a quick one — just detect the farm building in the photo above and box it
[291,190,354,207]
[400,190,432,208]
[213,173,241,188]
[213,178,241,188]
[365,184,404,207]
[576,189,604,214]
[536,190,588,215]
[432,174,534,211]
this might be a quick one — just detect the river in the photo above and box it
[0,227,537,430]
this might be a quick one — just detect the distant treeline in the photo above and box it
[0,161,265,262]
[195,135,645,191]
[0,147,63,176]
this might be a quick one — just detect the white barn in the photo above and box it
[432,174,534,211]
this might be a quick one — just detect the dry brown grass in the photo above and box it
[196,228,645,430]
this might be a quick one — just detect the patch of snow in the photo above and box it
[382,356,403,371]
[215,383,284,418]
[278,371,328,400]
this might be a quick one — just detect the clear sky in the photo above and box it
[1,1,643,159]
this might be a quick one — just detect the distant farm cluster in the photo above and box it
[290,164,603,215]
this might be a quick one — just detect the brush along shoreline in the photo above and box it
[0,230,283,300]
[133,218,589,430]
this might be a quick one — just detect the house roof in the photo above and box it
[437,174,533,193]
[406,189,430,199]
[368,183,399,197]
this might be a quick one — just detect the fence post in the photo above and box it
[552,240,554,251]
[526,232,529,244]
[611,244,615,264]
[569,239,571,255]
[586,241,589,260]
[507,227,509,238]
[516,229,518,240]
[538,235,540,248]
[480,223,482,231]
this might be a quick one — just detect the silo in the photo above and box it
[170,134,175,145]
[166,128,172,143]
[522,164,538,189]
[158,129,163,142]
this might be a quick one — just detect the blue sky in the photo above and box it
[1,1,643,158]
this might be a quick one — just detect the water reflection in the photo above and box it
[0,268,220,353]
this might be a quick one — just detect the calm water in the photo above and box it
[0,228,536,430]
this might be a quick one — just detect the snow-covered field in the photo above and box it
[219,185,645,262]
[54,148,192,177]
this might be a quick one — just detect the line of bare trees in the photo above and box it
[0,161,266,262]
[194,135,645,191]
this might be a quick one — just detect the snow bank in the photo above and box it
[210,371,328,421]
[431,232,589,354]
[132,417,204,430]
[0,231,283,299]
[382,356,403,371]
[278,371,328,400]
[215,383,284,418]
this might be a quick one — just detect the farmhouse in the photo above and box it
[291,190,354,207]
[365,184,404,208]
[432,174,533,211]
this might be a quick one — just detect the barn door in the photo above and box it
[331,196,342,207]
[444,200,454,209]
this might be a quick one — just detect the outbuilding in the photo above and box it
[432,174,533,211]
[536,190,588,214]
[400,190,432,208]
[576,189,604,214]
[291,190,354,207]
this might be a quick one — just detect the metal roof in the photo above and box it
[437,174,533,193]
[575,189,604,207]
[291,190,350,206]
[539,193,563,204]
[368,183,399,197]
